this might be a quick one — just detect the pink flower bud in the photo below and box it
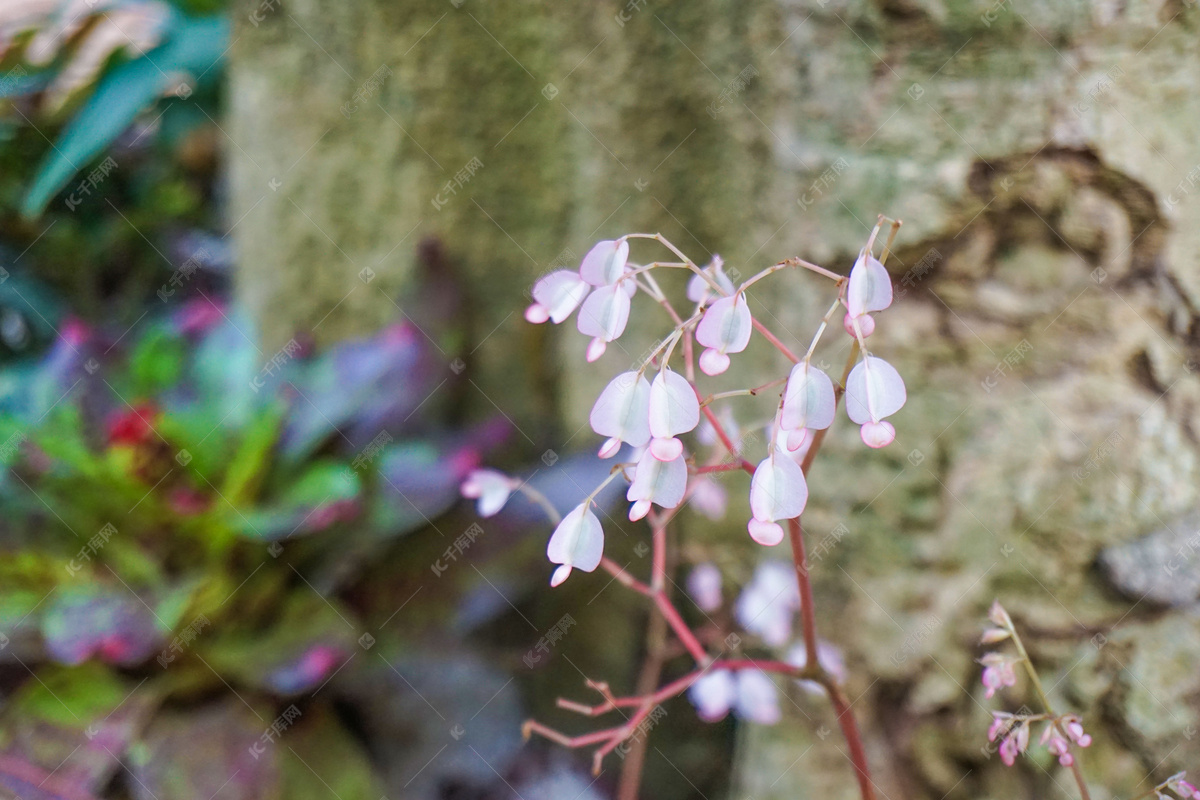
[527,270,590,324]
[844,355,906,447]
[547,502,604,586]
[590,372,652,458]
[781,362,836,432]
[748,452,808,546]
[577,283,632,361]
[846,250,893,318]
[842,311,875,337]
[696,294,752,376]
[626,448,687,520]
[460,468,515,517]
[648,370,699,461]
[579,239,630,286]
[687,562,723,611]
[980,627,1011,644]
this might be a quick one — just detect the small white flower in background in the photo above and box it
[459,468,516,517]
[786,640,847,695]
[579,239,630,286]
[747,450,808,546]
[735,561,800,646]
[780,361,836,433]
[695,294,752,376]
[547,501,605,587]
[843,249,893,337]
[689,476,728,521]
[843,355,906,448]
[525,270,590,324]
[626,448,687,521]
[687,669,780,725]
[589,372,652,458]
[577,283,632,362]
[734,670,781,725]
[686,255,734,306]
[647,370,700,461]
[688,669,736,722]
[686,562,723,611]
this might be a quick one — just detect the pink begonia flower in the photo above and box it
[460,468,515,517]
[577,283,632,362]
[979,652,1017,699]
[686,255,735,306]
[686,562,723,611]
[579,239,630,286]
[689,476,728,521]
[547,501,604,587]
[735,561,800,646]
[626,447,687,520]
[780,362,836,432]
[987,712,1012,743]
[687,669,780,725]
[648,370,699,461]
[747,450,809,546]
[590,371,652,458]
[1040,725,1074,767]
[844,355,906,448]
[733,670,781,725]
[525,270,590,324]
[688,669,736,721]
[785,640,847,695]
[843,250,892,337]
[1171,776,1200,799]
[1061,715,1092,748]
[695,294,752,376]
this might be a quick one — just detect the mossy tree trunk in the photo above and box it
[227,0,1200,797]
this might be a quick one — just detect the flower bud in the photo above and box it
[526,270,591,324]
[648,370,699,461]
[844,355,906,448]
[577,283,632,362]
[696,294,752,376]
[781,362,836,432]
[626,448,687,520]
[747,453,808,545]
[547,502,604,586]
[590,372,652,458]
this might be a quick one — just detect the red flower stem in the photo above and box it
[751,317,801,363]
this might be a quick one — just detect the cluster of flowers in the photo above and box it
[501,233,906,585]
[684,561,846,724]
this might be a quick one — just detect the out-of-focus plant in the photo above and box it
[0,296,498,797]
[0,0,228,217]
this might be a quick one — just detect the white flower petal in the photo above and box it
[589,372,652,452]
[530,270,591,324]
[577,283,631,342]
[648,370,700,440]
[687,562,723,611]
[547,503,604,576]
[844,356,906,425]
[781,363,836,431]
[696,295,752,355]
[735,671,781,725]
[580,239,630,286]
[749,453,808,523]
[626,448,687,511]
[846,251,893,317]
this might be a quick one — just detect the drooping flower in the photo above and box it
[843,355,906,448]
[689,476,728,521]
[1060,715,1092,748]
[686,562,723,611]
[979,652,1017,699]
[695,294,752,376]
[687,668,780,725]
[844,250,892,337]
[686,255,735,306]
[546,501,604,587]
[626,447,687,520]
[525,270,590,324]
[733,670,781,725]
[999,721,1030,766]
[688,669,737,722]
[648,370,699,461]
[785,640,847,695]
[590,372,652,458]
[780,362,836,432]
[747,451,808,546]
[1040,724,1075,767]
[460,468,516,518]
[577,283,632,362]
[579,239,630,287]
[735,561,800,646]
